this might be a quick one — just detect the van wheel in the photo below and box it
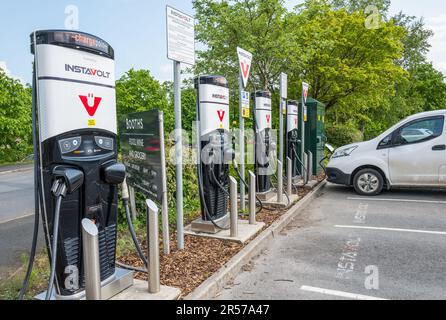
[353,169,384,196]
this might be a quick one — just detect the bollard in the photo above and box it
[229,176,238,237]
[303,152,308,184]
[81,219,102,300]
[287,157,292,196]
[129,186,137,221]
[308,151,313,182]
[146,199,160,294]
[248,171,256,225]
[277,160,283,203]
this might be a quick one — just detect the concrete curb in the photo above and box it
[184,180,327,300]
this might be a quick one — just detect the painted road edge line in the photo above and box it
[347,197,446,205]
[335,225,446,236]
[300,285,387,300]
[0,212,34,225]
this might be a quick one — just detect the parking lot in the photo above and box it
[217,183,446,300]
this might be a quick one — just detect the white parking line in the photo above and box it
[300,285,387,300]
[0,212,34,225]
[347,197,446,205]
[335,225,446,236]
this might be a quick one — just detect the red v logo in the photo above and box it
[266,114,271,123]
[217,110,225,122]
[241,62,250,79]
[79,94,102,117]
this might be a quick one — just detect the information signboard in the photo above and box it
[241,91,250,118]
[166,6,195,65]
[121,110,163,202]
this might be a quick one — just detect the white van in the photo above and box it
[326,110,446,196]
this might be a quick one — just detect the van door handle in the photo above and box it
[432,145,446,151]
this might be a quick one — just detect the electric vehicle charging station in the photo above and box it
[253,91,276,201]
[184,75,265,242]
[29,30,132,300]
[286,100,302,182]
[191,75,232,234]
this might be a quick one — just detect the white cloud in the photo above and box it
[0,61,25,84]
[157,62,192,83]
[425,14,446,75]
[0,61,11,75]
[158,62,173,82]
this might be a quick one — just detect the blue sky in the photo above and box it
[1,0,445,84]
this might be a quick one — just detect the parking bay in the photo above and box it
[216,184,446,300]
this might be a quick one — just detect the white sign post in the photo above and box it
[166,6,195,250]
[241,91,250,118]
[279,73,288,164]
[301,82,310,181]
[237,47,253,211]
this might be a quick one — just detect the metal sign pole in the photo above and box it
[301,89,306,181]
[237,47,252,212]
[159,111,170,255]
[174,61,184,250]
[167,5,194,250]
[279,73,287,164]
[279,99,284,164]
[239,75,245,212]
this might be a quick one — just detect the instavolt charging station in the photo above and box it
[191,75,232,234]
[183,74,265,242]
[286,100,301,182]
[27,30,132,300]
[253,91,276,201]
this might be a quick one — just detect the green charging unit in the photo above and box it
[298,98,327,176]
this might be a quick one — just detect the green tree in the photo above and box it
[331,0,390,13]
[0,68,32,163]
[116,69,173,132]
[193,0,290,91]
[287,1,406,110]
[193,0,409,137]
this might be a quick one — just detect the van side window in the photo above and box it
[396,117,444,145]
[378,134,393,149]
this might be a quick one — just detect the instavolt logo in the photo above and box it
[65,64,111,79]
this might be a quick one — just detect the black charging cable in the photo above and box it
[119,179,149,272]
[19,65,41,300]
[292,147,309,185]
[45,179,67,300]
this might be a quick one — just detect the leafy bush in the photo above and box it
[0,69,32,163]
[326,123,363,148]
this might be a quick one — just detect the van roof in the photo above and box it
[406,109,446,121]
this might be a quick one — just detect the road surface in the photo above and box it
[0,166,43,282]
[217,184,446,300]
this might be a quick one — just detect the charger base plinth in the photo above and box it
[185,220,265,244]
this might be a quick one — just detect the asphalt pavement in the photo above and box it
[0,168,34,224]
[217,184,446,300]
[0,166,43,282]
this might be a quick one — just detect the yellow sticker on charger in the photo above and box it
[88,119,96,127]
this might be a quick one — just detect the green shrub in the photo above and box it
[326,123,364,148]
